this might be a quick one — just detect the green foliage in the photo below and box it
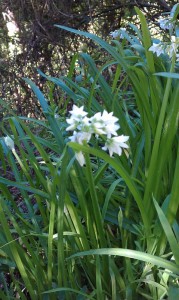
[0,6,179,299]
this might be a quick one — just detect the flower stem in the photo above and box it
[85,153,107,248]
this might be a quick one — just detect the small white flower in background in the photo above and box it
[4,136,14,150]
[110,30,120,39]
[120,28,127,39]
[109,28,126,39]
[159,17,174,31]
[166,36,179,58]
[102,135,129,157]
[149,36,179,59]
[149,43,165,56]
[66,105,129,166]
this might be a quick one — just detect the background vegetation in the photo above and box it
[0,0,178,117]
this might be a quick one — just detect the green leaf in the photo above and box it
[23,78,65,151]
[42,287,95,299]
[170,3,179,20]
[135,7,155,73]
[168,281,179,300]
[153,199,179,265]
[67,248,179,275]
[0,177,49,199]
[154,72,179,79]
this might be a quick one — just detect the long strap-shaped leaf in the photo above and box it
[153,198,179,265]
[67,248,179,276]
[23,78,65,152]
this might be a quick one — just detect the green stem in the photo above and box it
[85,153,107,248]
[167,140,179,224]
[47,196,56,291]
[56,148,70,300]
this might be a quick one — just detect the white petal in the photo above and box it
[66,124,77,131]
[75,151,85,166]
[113,135,129,143]
[4,136,14,150]
[102,135,129,157]
[69,105,88,118]
[109,30,120,39]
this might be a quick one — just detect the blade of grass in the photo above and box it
[96,256,104,300]
[153,199,179,264]
[68,248,179,275]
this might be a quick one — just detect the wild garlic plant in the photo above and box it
[0,4,179,300]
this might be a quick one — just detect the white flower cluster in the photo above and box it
[66,105,129,166]
[149,36,179,59]
[149,17,179,60]
[109,28,127,39]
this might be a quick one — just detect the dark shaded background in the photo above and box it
[0,0,177,117]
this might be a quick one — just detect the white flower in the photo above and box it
[166,36,179,58]
[66,105,88,131]
[101,110,118,124]
[66,118,79,131]
[4,136,14,150]
[109,28,126,39]
[102,135,129,157]
[69,105,88,119]
[120,28,127,39]
[101,110,120,137]
[110,30,120,39]
[90,112,106,135]
[66,116,91,132]
[149,43,165,56]
[69,131,91,144]
[89,110,120,137]
[159,18,174,31]
[75,151,85,166]
[69,131,90,166]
